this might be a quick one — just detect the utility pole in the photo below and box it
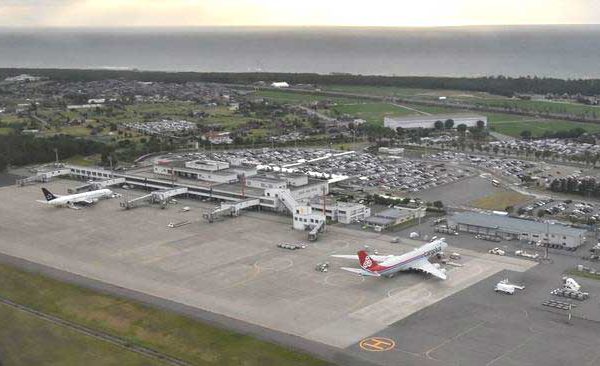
[108,155,113,177]
[53,148,59,166]
[545,220,550,260]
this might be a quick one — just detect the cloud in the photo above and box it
[0,0,598,27]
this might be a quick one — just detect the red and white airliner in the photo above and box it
[332,238,448,279]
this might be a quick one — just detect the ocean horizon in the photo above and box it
[1,25,600,78]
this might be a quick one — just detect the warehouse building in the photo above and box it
[384,114,487,130]
[448,212,587,249]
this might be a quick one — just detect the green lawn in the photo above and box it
[0,263,330,366]
[0,303,163,366]
[470,191,531,211]
[328,102,417,123]
[487,113,600,137]
[321,84,496,99]
[321,84,600,118]
[466,98,600,118]
[255,90,360,104]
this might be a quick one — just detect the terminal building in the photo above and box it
[67,159,328,214]
[153,159,257,184]
[448,212,587,249]
[309,197,371,224]
[384,114,488,130]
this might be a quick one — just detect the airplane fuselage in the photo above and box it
[363,239,447,276]
[47,189,113,206]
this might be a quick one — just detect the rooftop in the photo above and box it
[452,212,587,237]
[385,113,487,122]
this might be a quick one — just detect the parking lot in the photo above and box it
[517,197,600,223]
[0,180,536,363]
[153,148,474,194]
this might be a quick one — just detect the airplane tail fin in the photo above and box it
[41,188,57,201]
[358,250,379,271]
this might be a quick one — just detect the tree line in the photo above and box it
[0,134,106,172]
[4,68,600,96]
[549,176,600,197]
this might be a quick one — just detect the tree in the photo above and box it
[520,130,532,140]
[537,210,546,218]
[505,205,514,213]
[432,200,444,209]
[434,120,444,130]
[444,119,454,129]
[0,154,7,172]
[456,124,467,135]
[476,120,486,129]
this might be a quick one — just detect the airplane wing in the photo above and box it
[340,267,381,277]
[408,259,447,280]
[331,254,391,262]
[331,254,359,260]
[73,198,97,205]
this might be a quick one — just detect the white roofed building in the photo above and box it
[384,114,487,130]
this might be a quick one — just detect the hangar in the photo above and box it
[448,211,587,249]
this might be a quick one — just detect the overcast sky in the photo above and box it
[1,0,599,27]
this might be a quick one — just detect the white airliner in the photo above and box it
[332,238,448,279]
[37,187,116,209]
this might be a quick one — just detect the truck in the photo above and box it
[489,247,506,256]
[495,282,516,294]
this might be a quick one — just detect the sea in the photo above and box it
[1,25,600,78]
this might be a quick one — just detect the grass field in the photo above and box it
[487,113,600,137]
[470,191,531,211]
[0,262,330,366]
[0,303,163,366]
[63,154,99,166]
[321,85,600,118]
[328,102,417,123]
[255,90,361,104]
[320,85,494,99]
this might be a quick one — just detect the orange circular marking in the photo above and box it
[359,337,396,352]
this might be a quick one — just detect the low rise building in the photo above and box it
[203,131,233,144]
[378,147,405,155]
[384,114,487,130]
[365,206,426,230]
[448,212,587,249]
[310,198,371,224]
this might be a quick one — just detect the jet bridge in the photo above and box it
[120,187,188,210]
[203,198,260,223]
[16,168,71,186]
[68,177,126,194]
[308,220,326,241]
